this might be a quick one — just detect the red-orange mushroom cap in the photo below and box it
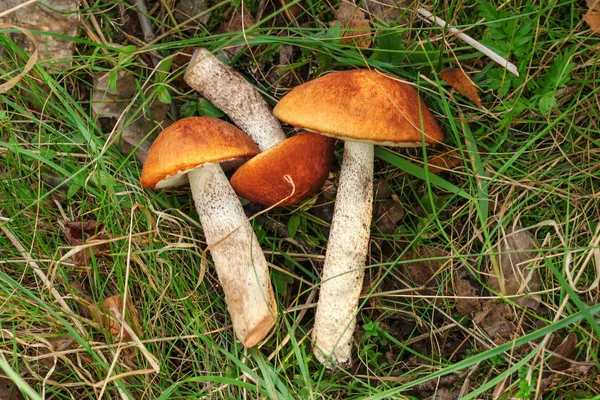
[230,132,335,207]
[273,69,443,146]
[141,117,259,190]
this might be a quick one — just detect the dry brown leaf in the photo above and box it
[473,301,515,344]
[414,375,461,400]
[455,274,479,316]
[585,0,600,34]
[373,199,405,233]
[171,46,195,89]
[487,226,541,310]
[427,151,463,174]
[64,220,110,266]
[332,2,372,48]
[548,332,578,371]
[92,70,169,164]
[0,377,23,400]
[360,0,410,25]
[439,68,482,107]
[173,0,211,31]
[403,246,448,287]
[93,296,141,342]
[0,0,80,72]
[216,6,256,56]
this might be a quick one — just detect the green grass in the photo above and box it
[1,0,599,398]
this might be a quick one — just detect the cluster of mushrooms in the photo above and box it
[140,48,443,369]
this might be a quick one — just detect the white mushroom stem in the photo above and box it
[312,141,374,368]
[188,163,277,348]
[184,48,286,152]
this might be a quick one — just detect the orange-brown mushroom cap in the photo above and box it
[140,117,259,189]
[230,132,335,206]
[273,69,444,145]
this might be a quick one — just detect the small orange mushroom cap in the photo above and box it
[273,69,444,146]
[140,117,259,189]
[230,132,335,206]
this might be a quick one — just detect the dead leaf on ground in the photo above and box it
[487,225,542,310]
[216,6,256,57]
[92,295,142,342]
[332,2,372,48]
[173,0,211,31]
[360,0,410,25]
[92,70,170,164]
[0,0,80,72]
[0,377,23,400]
[373,199,405,233]
[548,332,578,371]
[439,68,482,107]
[267,44,305,88]
[414,374,461,400]
[473,301,515,344]
[455,272,480,316]
[171,46,195,89]
[585,0,600,34]
[64,220,110,266]
[540,363,593,393]
[321,172,338,199]
[427,151,463,174]
[401,247,448,300]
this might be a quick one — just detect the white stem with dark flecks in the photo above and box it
[312,141,374,368]
[184,48,286,152]
[188,163,277,348]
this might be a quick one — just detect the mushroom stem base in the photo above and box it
[312,141,374,368]
[188,164,277,348]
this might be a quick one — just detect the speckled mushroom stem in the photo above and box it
[188,163,277,348]
[184,48,286,152]
[312,141,374,368]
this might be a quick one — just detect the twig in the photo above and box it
[131,0,155,43]
[415,6,520,77]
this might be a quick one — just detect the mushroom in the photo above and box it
[184,48,334,206]
[273,69,444,368]
[140,117,277,348]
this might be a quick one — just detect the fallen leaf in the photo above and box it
[92,296,141,342]
[455,273,479,316]
[173,0,211,31]
[64,220,110,266]
[373,199,405,233]
[216,6,256,56]
[439,68,482,107]
[332,2,372,48]
[360,0,410,25]
[92,70,170,164]
[427,151,463,174]
[548,332,578,371]
[171,46,195,89]
[266,45,304,88]
[0,377,23,400]
[321,172,338,199]
[0,0,80,73]
[373,179,393,199]
[403,246,448,288]
[473,301,515,344]
[487,225,541,310]
[585,0,600,34]
[414,374,460,400]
